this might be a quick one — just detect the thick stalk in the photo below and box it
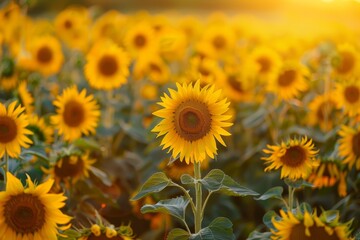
[194,161,202,233]
[288,185,294,210]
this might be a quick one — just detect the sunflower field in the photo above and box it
[0,0,360,239]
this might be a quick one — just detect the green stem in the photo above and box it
[201,191,212,214]
[288,185,293,210]
[171,182,196,214]
[194,162,202,233]
[3,152,8,185]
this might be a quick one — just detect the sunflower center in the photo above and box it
[149,63,162,73]
[337,51,355,74]
[36,46,53,64]
[199,66,210,77]
[351,132,360,158]
[344,86,360,104]
[316,101,335,121]
[54,156,85,179]
[257,56,271,73]
[277,69,297,87]
[280,146,306,167]
[63,100,85,127]
[134,34,146,48]
[98,55,118,77]
[289,223,340,240]
[4,193,45,234]
[228,75,243,93]
[175,100,211,141]
[64,19,72,29]
[212,35,226,50]
[0,116,17,143]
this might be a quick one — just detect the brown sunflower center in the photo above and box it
[4,193,45,234]
[0,116,17,143]
[337,51,355,74]
[289,223,340,240]
[63,100,85,127]
[54,156,85,179]
[36,46,53,64]
[198,66,210,77]
[212,35,226,50]
[149,63,162,73]
[351,132,360,158]
[344,85,360,104]
[134,34,146,48]
[227,75,243,93]
[257,56,271,73]
[64,19,72,29]
[277,69,297,87]
[98,55,118,77]
[87,233,125,240]
[280,146,306,167]
[316,101,335,121]
[174,100,211,141]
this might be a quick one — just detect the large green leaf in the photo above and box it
[247,231,272,240]
[167,228,190,240]
[189,217,235,240]
[255,187,283,201]
[131,172,171,201]
[141,197,190,220]
[201,169,259,197]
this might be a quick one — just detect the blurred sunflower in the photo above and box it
[43,152,95,190]
[152,81,232,164]
[133,55,169,84]
[202,24,236,59]
[188,57,224,87]
[158,28,187,61]
[85,40,130,90]
[0,172,71,239]
[248,46,281,82]
[271,209,353,240]
[124,22,158,59]
[27,115,53,144]
[338,125,360,170]
[307,159,347,197]
[0,2,22,44]
[51,86,100,141]
[79,223,135,240]
[0,59,18,91]
[307,93,340,132]
[267,62,309,101]
[262,137,318,180]
[335,79,360,117]
[17,81,34,115]
[332,43,359,77]
[178,16,201,41]
[0,101,32,158]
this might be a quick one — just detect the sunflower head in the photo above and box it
[152,81,232,164]
[338,125,360,170]
[335,79,360,117]
[249,46,282,81]
[27,114,54,144]
[17,81,34,115]
[0,172,71,239]
[332,43,358,76]
[133,54,169,84]
[262,137,319,180]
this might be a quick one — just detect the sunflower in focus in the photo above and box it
[307,93,341,132]
[43,152,95,190]
[262,137,318,180]
[271,209,353,240]
[335,79,360,117]
[17,81,34,115]
[307,159,347,197]
[332,43,359,77]
[51,86,100,141]
[267,62,309,101]
[0,101,32,158]
[85,40,130,90]
[338,125,360,170]
[133,54,169,84]
[0,172,71,240]
[27,115,53,144]
[152,81,232,164]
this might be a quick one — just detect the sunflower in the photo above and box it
[152,81,232,164]
[188,57,224,87]
[0,57,18,91]
[17,81,34,115]
[202,24,236,59]
[307,159,347,197]
[0,101,32,158]
[85,40,130,90]
[267,62,309,101]
[335,79,360,117]
[332,43,359,77]
[307,93,340,132]
[271,209,353,240]
[159,158,209,180]
[27,114,53,144]
[158,28,187,61]
[51,86,100,141]
[338,125,360,170]
[262,137,318,180]
[0,172,71,240]
[133,54,169,84]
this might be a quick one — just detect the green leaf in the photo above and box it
[247,231,272,240]
[263,210,278,230]
[72,138,101,150]
[320,210,339,224]
[181,174,195,185]
[21,150,49,162]
[131,172,171,201]
[167,228,190,240]
[89,166,112,187]
[141,197,190,220]
[255,187,283,201]
[201,169,259,197]
[189,217,235,240]
[285,179,313,188]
